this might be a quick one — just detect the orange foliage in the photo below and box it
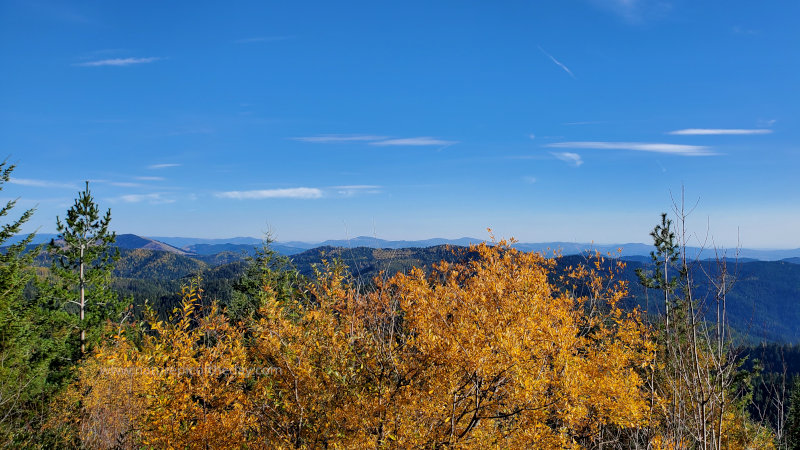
[244,241,655,448]
[73,241,657,449]
[74,280,254,448]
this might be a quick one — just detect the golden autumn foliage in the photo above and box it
[68,241,665,448]
[338,242,655,448]
[62,280,254,448]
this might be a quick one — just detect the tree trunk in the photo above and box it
[80,243,85,355]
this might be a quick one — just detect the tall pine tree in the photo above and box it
[48,181,123,357]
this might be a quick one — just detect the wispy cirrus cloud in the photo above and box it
[134,176,165,181]
[370,137,458,147]
[216,187,323,200]
[588,0,672,24]
[332,185,382,196]
[148,163,181,169]
[667,128,772,136]
[538,46,575,79]
[551,152,584,167]
[732,26,758,35]
[292,135,388,143]
[758,119,777,128]
[117,193,174,204]
[546,141,714,156]
[75,57,162,67]
[293,135,457,147]
[9,178,77,189]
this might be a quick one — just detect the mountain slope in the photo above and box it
[147,236,263,249]
[115,234,190,255]
[114,248,208,279]
[186,242,306,256]
[288,245,473,278]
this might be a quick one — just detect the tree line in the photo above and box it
[1,160,799,448]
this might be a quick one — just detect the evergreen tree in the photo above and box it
[48,181,123,358]
[230,235,304,323]
[788,376,800,449]
[636,212,681,328]
[0,160,49,443]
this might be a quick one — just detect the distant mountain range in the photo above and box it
[17,233,191,256]
[150,235,800,262]
[9,233,800,262]
[15,233,800,343]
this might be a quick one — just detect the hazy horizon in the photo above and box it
[19,230,800,252]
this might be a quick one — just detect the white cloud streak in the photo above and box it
[589,0,671,24]
[9,178,77,189]
[538,46,575,79]
[668,128,773,136]
[292,135,388,143]
[332,185,382,196]
[293,135,458,147]
[370,137,458,147]
[148,163,181,169]
[134,176,165,181]
[551,152,584,167]
[546,141,714,156]
[75,57,162,67]
[732,26,758,35]
[216,188,323,200]
[118,193,174,204]
[757,119,777,128]
[595,0,641,20]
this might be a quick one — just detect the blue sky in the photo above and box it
[1,0,798,247]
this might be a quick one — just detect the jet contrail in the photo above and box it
[538,45,575,79]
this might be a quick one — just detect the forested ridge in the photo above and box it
[27,242,800,344]
[3,162,800,448]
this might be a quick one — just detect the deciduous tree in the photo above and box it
[638,207,774,449]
